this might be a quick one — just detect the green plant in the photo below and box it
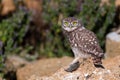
[0,7,30,54]
[0,41,4,77]
[78,0,115,48]
[0,6,30,78]
[41,0,78,57]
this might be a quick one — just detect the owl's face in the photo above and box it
[62,17,82,32]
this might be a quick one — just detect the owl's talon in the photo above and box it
[65,61,80,72]
[94,64,105,69]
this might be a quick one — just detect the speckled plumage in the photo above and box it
[62,17,104,72]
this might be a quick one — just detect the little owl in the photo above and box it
[62,17,104,72]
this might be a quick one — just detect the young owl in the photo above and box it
[62,17,104,72]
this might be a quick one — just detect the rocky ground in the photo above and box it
[16,56,120,80]
[16,57,73,80]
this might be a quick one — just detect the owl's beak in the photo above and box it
[69,25,72,28]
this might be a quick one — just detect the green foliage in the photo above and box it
[42,0,116,57]
[0,53,4,72]
[0,41,5,77]
[0,0,116,59]
[0,6,30,76]
[78,0,115,47]
[0,7,30,54]
[41,0,78,57]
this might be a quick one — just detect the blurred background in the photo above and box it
[0,0,120,80]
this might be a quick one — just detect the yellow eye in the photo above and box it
[64,21,69,26]
[72,21,78,26]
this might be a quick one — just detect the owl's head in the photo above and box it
[62,17,83,32]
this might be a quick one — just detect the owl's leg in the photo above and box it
[65,57,80,72]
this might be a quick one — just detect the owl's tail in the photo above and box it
[92,56,102,65]
[92,55,105,68]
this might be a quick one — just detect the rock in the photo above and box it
[28,56,120,80]
[106,32,120,58]
[115,0,120,7]
[0,0,42,17]
[17,56,73,80]
[100,0,110,6]
[0,77,2,80]
[24,0,42,12]
[0,0,15,16]
[101,0,120,7]
[4,55,29,73]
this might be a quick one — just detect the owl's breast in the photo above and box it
[67,30,84,47]
[67,29,103,58]
[71,47,91,58]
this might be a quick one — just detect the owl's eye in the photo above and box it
[72,21,78,26]
[64,21,69,26]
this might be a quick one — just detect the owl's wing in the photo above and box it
[77,29,104,57]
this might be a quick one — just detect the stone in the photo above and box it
[17,56,73,80]
[101,0,120,7]
[0,0,15,16]
[24,0,42,12]
[0,77,2,80]
[106,32,120,58]
[16,55,120,80]
[28,56,120,80]
[4,55,29,73]
[115,0,120,7]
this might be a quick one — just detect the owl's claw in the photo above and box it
[65,61,80,72]
[94,64,105,69]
